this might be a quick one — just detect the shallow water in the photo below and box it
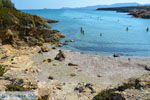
[22,9,150,57]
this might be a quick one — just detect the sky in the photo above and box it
[12,0,150,9]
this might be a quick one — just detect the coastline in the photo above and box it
[0,1,150,99]
[0,44,149,99]
[61,46,150,59]
[97,6,150,19]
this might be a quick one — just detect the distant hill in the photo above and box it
[80,3,141,9]
[144,4,150,6]
[61,2,141,10]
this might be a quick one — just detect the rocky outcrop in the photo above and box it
[42,18,59,23]
[93,74,150,100]
[97,6,150,19]
[74,83,96,94]
[0,7,65,47]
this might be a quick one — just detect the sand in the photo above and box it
[0,44,150,100]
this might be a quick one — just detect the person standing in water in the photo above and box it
[82,30,85,35]
[80,27,84,35]
[146,27,149,32]
[100,33,102,36]
[80,27,83,34]
[126,27,129,31]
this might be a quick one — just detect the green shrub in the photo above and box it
[0,1,3,8]
[0,0,14,8]
[5,81,37,91]
[5,84,29,91]
[0,65,7,76]
[93,89,125,100]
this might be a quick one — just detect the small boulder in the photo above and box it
[48,76,54,80]
[52,47,56,49]
[38,88,50,100]
[38,47,50,53]
[25,66,39,73]
[53,64,57,66]
[97,75,102,78]
[70,73,77,77]
[65,40,75,43]
[55,50,66,61]
[68,63,78,66]
[43,58,52,63]
[74,83,96,94]
[113,54,120,57]
[145,65,150,71]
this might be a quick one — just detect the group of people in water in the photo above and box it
[80,27,149,36]
[80,27,85,35]
[126,27,149,32]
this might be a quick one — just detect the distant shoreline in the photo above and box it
[97,6,150,19]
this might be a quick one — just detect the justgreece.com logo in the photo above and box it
[0,91,38,99]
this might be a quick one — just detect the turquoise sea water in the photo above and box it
[23,9,150,57]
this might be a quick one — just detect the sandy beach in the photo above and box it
[0,1,150,99]
[0,44,149,100]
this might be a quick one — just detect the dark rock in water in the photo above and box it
[145,65,150,71]
[68,63,78,66]
[65,40,75,43]
[113,54,120,57]
[62,42,68,45]
[57,44,63,47]
[42,18,59,23]
[55,50,66,61]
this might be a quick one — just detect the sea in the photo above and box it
[22,9,150,57]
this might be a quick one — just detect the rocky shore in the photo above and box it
[0,44,149,100]
[0,0,150,100]
[0,8,65,47]
[97,6,150,19]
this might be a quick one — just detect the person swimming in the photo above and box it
[146,27,149,32]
